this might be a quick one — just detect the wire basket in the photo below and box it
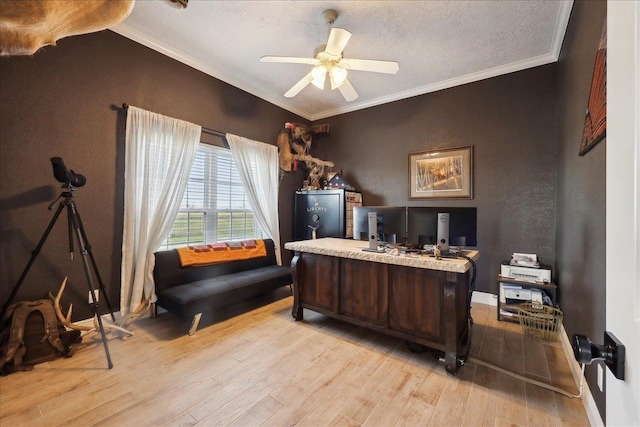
[517,302,563,341]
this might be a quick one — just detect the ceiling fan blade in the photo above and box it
[284,72,314,98]
[340,58,399,74]
[260,56,318,65]
[325,28,352,57]
[338,78,358,102]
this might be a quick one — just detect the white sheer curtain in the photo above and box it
[226,134,282,265]
[121,106,201,315]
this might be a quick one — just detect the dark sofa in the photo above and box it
[153,239,291,335]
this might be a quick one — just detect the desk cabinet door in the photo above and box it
[339,259,388,326]
[299,253,338,312]
[388,265,444,342]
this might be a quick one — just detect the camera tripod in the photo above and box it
[1,184,115,369]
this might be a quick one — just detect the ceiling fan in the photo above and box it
[260,9,399,102]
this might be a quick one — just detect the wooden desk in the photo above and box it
[284,238,479,374]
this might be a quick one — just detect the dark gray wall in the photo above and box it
[0,8,608,420]
[0,30,305,320]
[555,0,607,416]
[310,0,607,419]
[313,65,558,294]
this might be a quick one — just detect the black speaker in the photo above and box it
[437,212,450,252]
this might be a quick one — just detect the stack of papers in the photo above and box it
[510,252,540,268]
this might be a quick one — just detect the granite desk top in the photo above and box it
[284,238,479,274]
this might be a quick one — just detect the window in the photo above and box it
[160,143,262,250]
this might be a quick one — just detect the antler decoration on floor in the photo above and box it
[51,277,135,337]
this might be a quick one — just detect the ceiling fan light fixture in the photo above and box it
[262,9,398,101]
[311,66,326,89]
[330,66,348,86]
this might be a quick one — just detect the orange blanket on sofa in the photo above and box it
[176,239,267,267]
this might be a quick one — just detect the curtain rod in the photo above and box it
[121,103,226,138]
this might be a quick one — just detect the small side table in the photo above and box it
[497,275,557,322]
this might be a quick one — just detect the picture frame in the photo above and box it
[409,146,473,199]
[579,22,607,156]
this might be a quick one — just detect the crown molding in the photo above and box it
[111,1,574,123]
[550,0,575,60]
[109,23,314,120]
[309,51,560,120]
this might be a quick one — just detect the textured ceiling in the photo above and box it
[111,0,573,121]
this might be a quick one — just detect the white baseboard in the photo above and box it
[471,290,497,306]
[559,325,604,427]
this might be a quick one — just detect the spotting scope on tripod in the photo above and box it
[0,157,115,369]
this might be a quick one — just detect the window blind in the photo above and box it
[161,143,262,250]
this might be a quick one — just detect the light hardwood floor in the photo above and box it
[1,295,590,426]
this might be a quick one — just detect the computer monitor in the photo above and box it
[406,207,438,246]
[407,207,477,247]
[353,206,407,244]
[448,207,477,246]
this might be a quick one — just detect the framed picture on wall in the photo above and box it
[579,22,606,156]
[409,146,473,199]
